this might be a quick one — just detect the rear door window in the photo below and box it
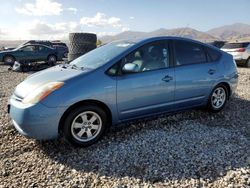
[174,40,207,66]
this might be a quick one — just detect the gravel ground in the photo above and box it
[0,64,250,187]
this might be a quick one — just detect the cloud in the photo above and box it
[67,7,77,14]
[29,21,80,39]
[0,29,5,35]
[15,0,63,16]
[80,12,122,28]
[0,20,81,40]
[129,16,135,20]
[122,27,130,32]
[29,23,62,35]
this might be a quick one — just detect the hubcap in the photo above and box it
[71,111,102,142]
[211,87,226,109]
[5,57,13,63]
[49,56,56,62]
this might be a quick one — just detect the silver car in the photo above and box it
[221,42,250,67]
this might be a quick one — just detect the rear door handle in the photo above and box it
[208,69,216,75]
[162,75,173,82]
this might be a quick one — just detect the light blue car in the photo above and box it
[8,37,238,146]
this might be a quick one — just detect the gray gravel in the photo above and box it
[0,64,250,187]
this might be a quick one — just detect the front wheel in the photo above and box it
[4,55,15,65]
[62,105,108,147]
[207,84,228,112]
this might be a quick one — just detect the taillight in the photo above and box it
[235,48,246,52]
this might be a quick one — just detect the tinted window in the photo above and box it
[222,42,250,49]
[174,40,207,66]
[38,46,45,51]
[21,45,36,52]
[206,47,221,62]
[122,41,169,73]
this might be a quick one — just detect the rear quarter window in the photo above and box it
[206,47,221,62]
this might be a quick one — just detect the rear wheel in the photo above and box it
[62,105,108,147]
[207,84,228,112]
[47,55,57,66]
[4,55,15,65]
[246,57,250,68]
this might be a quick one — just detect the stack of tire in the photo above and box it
[68,33,97,61]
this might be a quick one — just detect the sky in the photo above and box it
[0,0,249,40]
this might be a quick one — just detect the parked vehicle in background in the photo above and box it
[51,41,68,48]
[20,40,52,47]
[21,40,67,48]
[8,37,238,146]
[207,40,226,49]
[17,40,68,62]
[0,44,58,64]
[221,42,250,67]
[54,45,68,59]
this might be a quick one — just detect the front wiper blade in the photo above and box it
[71,64,79,69]
[71,64,84,70]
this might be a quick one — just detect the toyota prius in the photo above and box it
[8,37,238,146]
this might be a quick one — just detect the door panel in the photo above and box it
[174,62,218,109]
[18,45,36,61]
[116,40,176,120]
[173,39,218,109]
[117,68,175,120]
[36,46,49,61]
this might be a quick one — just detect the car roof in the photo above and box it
[113,36,220,51]
[22,44,54,49]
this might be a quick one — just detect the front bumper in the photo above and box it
[9,97,67,140]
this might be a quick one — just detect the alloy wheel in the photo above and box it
[71,111,102,142]
[211,87,226,109]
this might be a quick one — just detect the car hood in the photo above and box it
[0,49,17,53]
[0,51,8,55]
[14,65,90,99]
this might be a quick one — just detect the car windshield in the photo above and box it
[70,41,135,69]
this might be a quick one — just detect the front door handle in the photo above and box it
[208,69,216,75]
[162,75,173,82]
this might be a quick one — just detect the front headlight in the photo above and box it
[22,82,64,104]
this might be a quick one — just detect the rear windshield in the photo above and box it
[222,43,250,49]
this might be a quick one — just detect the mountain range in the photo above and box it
[101,23,250,43]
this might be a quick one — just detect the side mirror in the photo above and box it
[122,63,139,73]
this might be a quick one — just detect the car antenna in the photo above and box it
[178,24,190,37]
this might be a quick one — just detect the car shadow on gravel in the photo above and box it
[37,96,250,183]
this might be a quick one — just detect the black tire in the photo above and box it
[62,105,108,147]
[47,55,57,66]
[63,52,68,58]
[68,43,96,54]
[207,84,228,112]
[68,53,83,61]
[246,57,250,68]
[3,55,15,65]
[69,33,97,44]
